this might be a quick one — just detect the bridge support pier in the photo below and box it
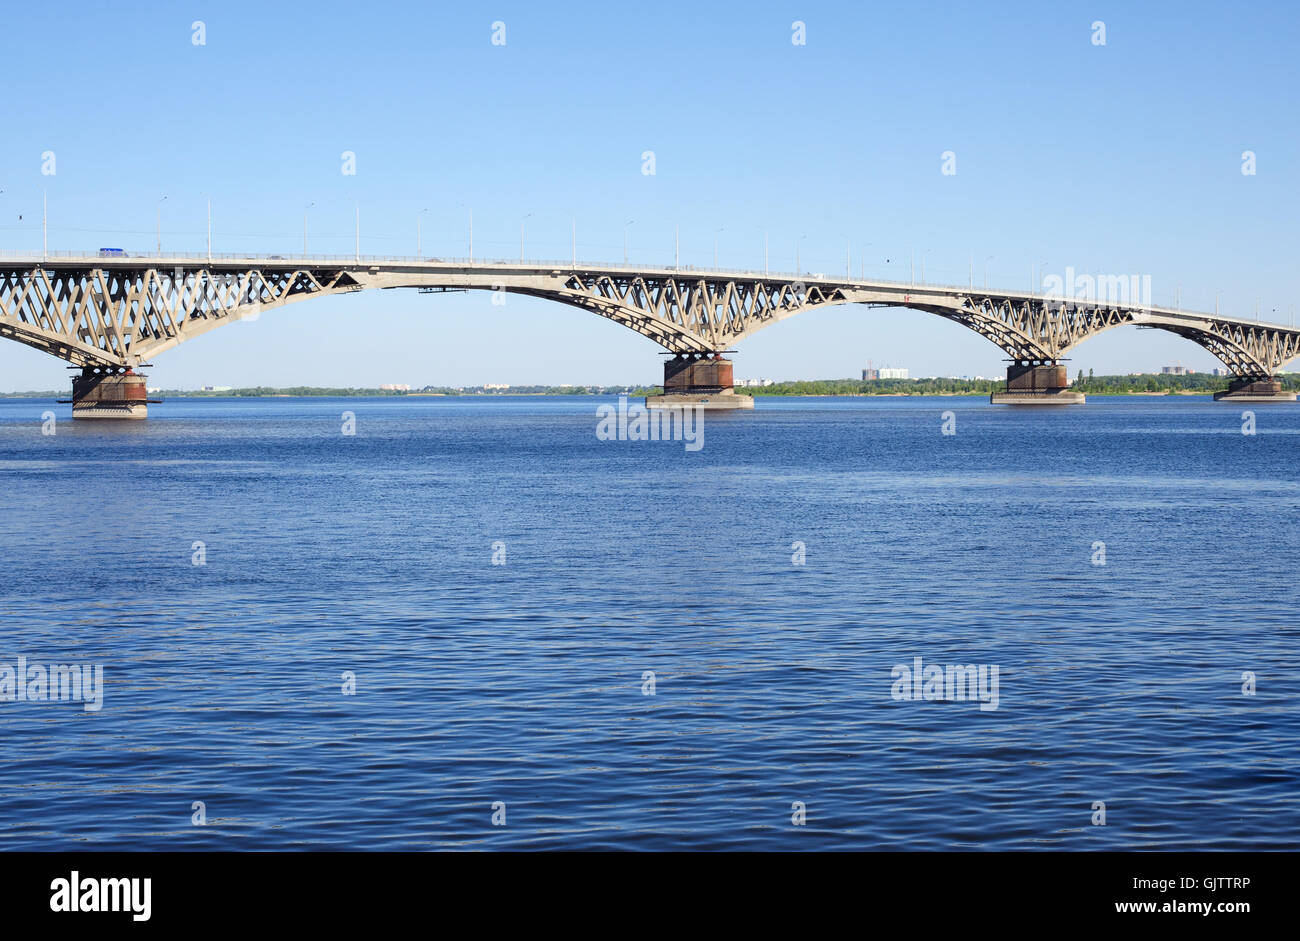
[646,353,754,410]
[990,362,1085,405]
[64,367,151,419]
[1212,376,1296,402]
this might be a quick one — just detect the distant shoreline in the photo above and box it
[3,374,1289,399]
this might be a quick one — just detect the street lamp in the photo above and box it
[303,202,314,257]
[796,234,807,274]
[624,220,635,265]
[458,203,472,263]
[417,207,429,258]
[200,192,212,262]
[156,195,167,255]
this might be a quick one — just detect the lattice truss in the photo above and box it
[0,265,357,367]
[555,273,851,352]
[1,264,1297,378]
[916,296,1300,376]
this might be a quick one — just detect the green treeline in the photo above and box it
[741,373,1300,396]
[4,374,1297,398]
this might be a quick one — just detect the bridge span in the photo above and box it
[0,251,1296,416]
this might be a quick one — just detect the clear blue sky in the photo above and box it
[1,0,1296,389]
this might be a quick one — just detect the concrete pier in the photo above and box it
[1212,377,1296,403]
[646,354,754,410]
[66,368,151,419]
[990,362,1085,405]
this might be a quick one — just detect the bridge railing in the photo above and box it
[0,249,1003,294]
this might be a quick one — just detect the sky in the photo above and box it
[0,0,1297,390]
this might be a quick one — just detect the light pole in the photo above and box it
[303,202,313,257]
[796,234,806,274]
[520,212,532,262]
[1037,260,1049,295]
[417,207,429,258]
[156,195,167,254]
[458,204,472,263]
[713,227,724,269]
[201,192,211,263]
[624,220,634,265]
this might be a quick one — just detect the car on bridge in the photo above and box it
[98,248,126,257]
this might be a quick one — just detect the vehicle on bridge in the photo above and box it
[97,248,125,257]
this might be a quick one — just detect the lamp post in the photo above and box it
[458,204,472,263]
[200,192,211,263]
[796,234,806,275]
[156,195,167,254]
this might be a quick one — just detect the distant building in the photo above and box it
[862,368,878,380]
[483,383,510,390]
[1161,365,1194,375]
[1211,367,1228,377]
[878,367,908,380]
[379,383,411,391]
[201,385,232,392]
[735,378,774,387]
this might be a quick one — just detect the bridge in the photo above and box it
[1,251,1296,416]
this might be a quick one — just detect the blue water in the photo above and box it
[0,394,1296,850]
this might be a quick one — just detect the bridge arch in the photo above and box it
[1,258,1296,388]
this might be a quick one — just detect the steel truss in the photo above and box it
[1,259,1296,379]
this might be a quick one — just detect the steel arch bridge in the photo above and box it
[1,252,1297,392]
